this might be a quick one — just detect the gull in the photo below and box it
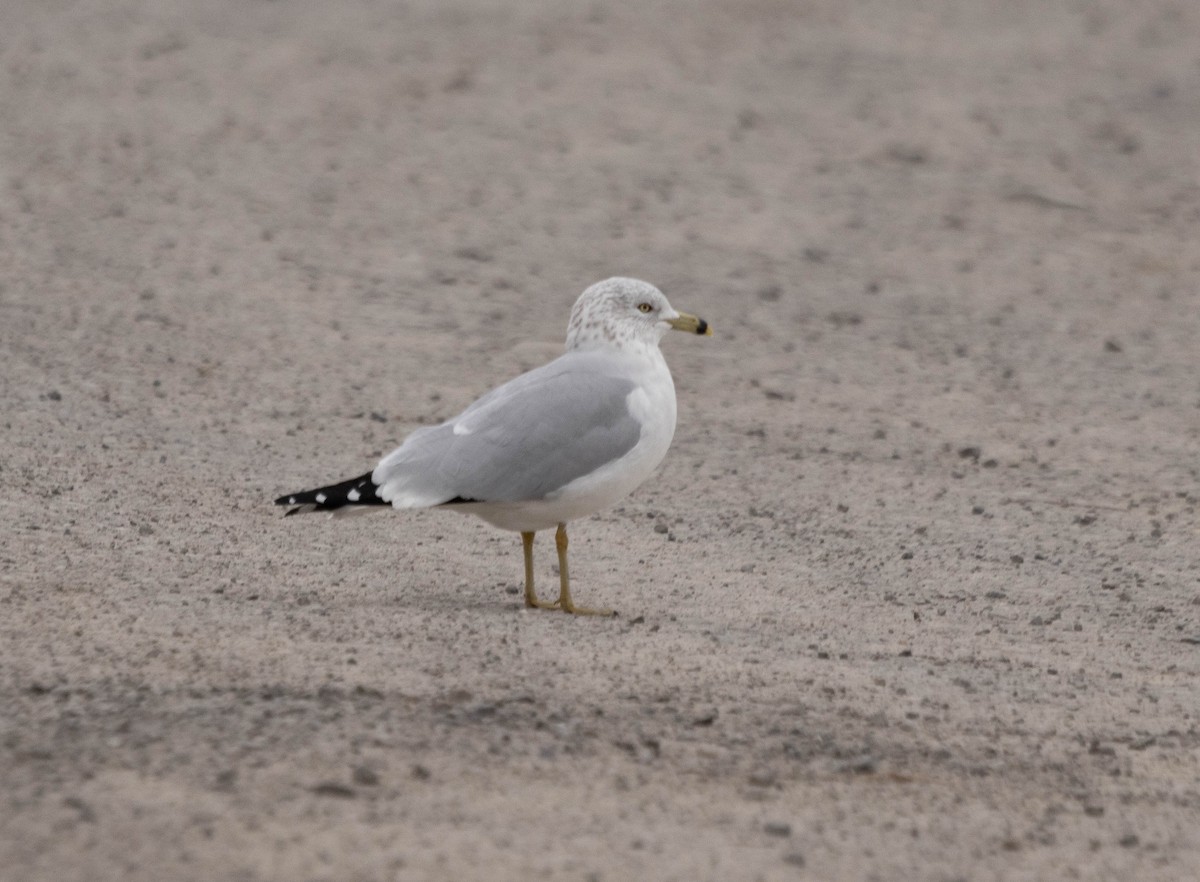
[275,277,711,615]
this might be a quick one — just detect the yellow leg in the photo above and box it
[555,523,613,616]
[521,531,559,610]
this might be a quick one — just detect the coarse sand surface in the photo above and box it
[2,2,1199,880]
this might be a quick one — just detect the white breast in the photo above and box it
[466,347,677,533]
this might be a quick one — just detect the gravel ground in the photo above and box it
[2,1,1199,880]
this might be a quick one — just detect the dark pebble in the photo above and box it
[310,781,356,798]
[63,796,96,823]
[352,765,380,786]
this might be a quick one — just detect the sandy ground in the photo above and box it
[3,1,1200,879]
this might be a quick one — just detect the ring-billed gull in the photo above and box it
[275,277,711,615]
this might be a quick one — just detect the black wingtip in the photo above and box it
[273,472,386,515]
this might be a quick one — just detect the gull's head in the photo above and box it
[565,277,712,353]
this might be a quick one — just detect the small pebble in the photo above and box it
[63,796,96,823]
[352,765,379,786]
[310,781,355,798]
[692,708,717,726]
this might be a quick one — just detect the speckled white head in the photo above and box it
[565,277,711,352]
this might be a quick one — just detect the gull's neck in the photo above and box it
[565,317,666,355]
[565,332,664,359]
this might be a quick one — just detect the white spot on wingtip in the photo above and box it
[315,493,327,504]
[347,489,360,502]
[452,422,472,436]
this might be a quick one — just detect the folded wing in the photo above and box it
[373,353,641,508]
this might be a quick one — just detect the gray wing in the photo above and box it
[372,352,641,507]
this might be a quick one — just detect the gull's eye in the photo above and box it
[637,303,653,313]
